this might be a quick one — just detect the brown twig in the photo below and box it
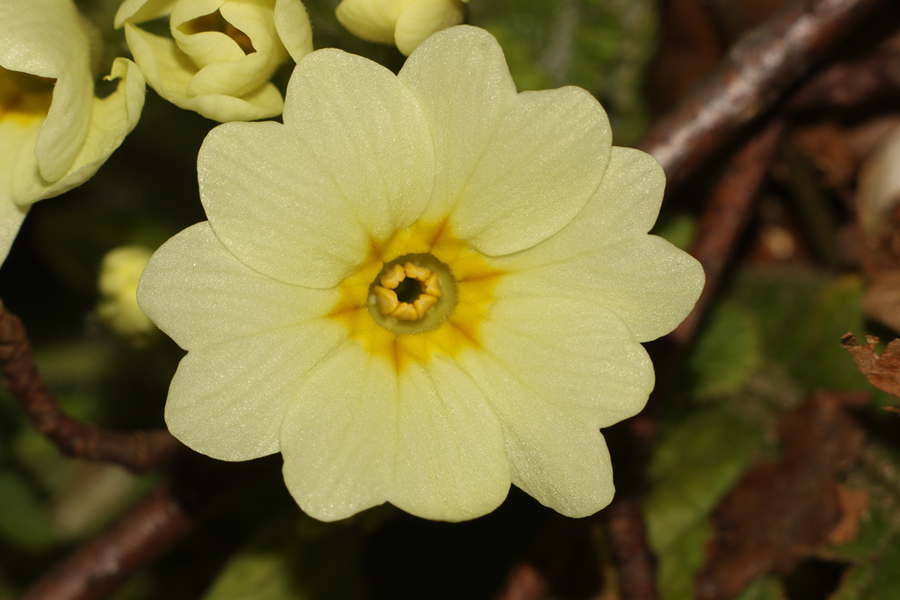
[20,484,195,600]
[19,454,271,600]
[605,500,659,600]
[0,300,179,473]
[789,31,900,110]
[640,0,888,189]
[668,119,787,349]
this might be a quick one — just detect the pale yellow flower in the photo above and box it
[336,0,469,55]
[115,0,313,121]
[138,26,704,522]
[0,0,145,264]
[97,246,156,344]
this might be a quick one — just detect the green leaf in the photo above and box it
[735,576,786,600]
[0,472,54,551]
[651,211,697,251]
[644,407,765,600]
[732,270,869,391]
[832,531,900,600]
[469,0,659,144]
[687,302,761,399]
[202,514,363,600]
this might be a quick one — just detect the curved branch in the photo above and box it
[0,300,179,473]
[640,0,888,188]
[19,454,273,600]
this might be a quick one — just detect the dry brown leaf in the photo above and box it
[791,122,859,195]
[828,485,870,546]
[861,272,900,333]
[694,392,868,600]
[841,333,900,398]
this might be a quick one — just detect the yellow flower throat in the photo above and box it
[329,219,503,373]
[0,68,53,126]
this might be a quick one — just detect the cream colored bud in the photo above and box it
[115,0,313,121]
[336,0,468,55]
[97,246,156,343]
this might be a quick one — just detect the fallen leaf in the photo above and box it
[861,271,900,333]
[791,121,859,196]
[694,392,868,600]
[841,333,900,398]
[828,486,870,546]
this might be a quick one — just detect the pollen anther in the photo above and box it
[380,264,406,289]
[373,261,443,321]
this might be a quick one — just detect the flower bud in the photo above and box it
[115,0,313,121]
[336,0,469,56]
[97,246,156,344]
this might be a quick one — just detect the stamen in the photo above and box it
[423,273,442,298]
[391,302,419,321]
[371,259,446,322]
[404,262,430,281]
[380,264,406,289]
[412,294,438,316]
[373,286,399,314]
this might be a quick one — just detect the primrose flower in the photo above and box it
[0,0,145,265]
[138,26,704,522]
[97,246,156,344]
[337,0,469,55]
[115,0,313,121]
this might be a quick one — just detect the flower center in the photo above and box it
[0,67,54,126]
[329,219,503,373]
[368,254,457,334]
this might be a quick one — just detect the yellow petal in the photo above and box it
[0,0,93,182]
[480,297,655,429]
[143,223,347,461]
[493,148,705,342]
[0,199,28,264]
[394,0,466,56]
[448,85,611,256]
[115,0,178,27]
[138,222,340,350]
[281,343,397,521]
[173,0,288,95]
[398,27,515,221]
[274,0,313,63]
[391,359,509,521]
[401,295,644,514]
[459,345,621,518]
[171,4,246,70]
[200,49,434,288]
[335,0,408,45]
[47,58,146,190]
[0,78,45,207]
[166,324,346,461]
[0,2,145,265]
[123,22,283,121]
